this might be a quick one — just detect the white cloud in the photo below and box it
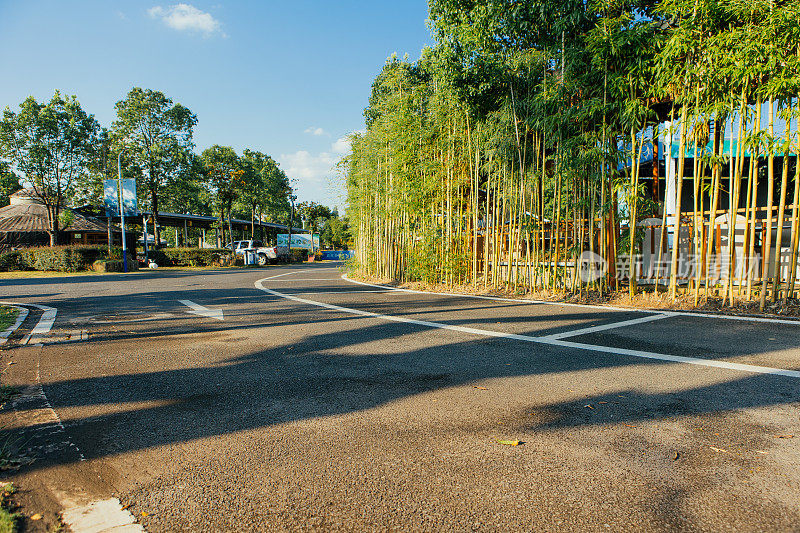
[148,4,224,37]
[304,126,327,136]
[330,136,351,154]
[279,150,337,182]
[278,149,344,210]
[330,130,365,154]
[277,131,364,211]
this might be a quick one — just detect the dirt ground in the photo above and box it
[351,273,800,320]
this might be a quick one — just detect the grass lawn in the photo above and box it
[0,306,18,333]
[0,484,20,533]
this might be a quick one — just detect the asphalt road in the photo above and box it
[1,263,799,532]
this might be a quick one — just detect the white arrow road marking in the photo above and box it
[178,300,224,321]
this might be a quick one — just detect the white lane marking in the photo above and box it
[265,278,344,281]
[255,275,800,379]
[178,300,224,321]
[290,290,395,295]
[541,313,674,340]
[10,361,86,461]
[342,275,800,326]
[61,498,144,533]
[0,305,28,345]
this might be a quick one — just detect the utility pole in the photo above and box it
[288,193,296,261]
[117,150,128,273]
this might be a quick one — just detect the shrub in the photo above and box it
[0,251,25,272]
[0,245,109,272]
[290,249,308,263]
[161,248,231,267]
[92,259,124,272]
[145,249,170,267]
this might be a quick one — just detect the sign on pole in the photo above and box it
[103,179,138,217]
[277,233,318,252]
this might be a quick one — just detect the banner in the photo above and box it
[277,233,319,252]
[103,179,138,217]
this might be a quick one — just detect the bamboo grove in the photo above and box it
[345,0,800,308]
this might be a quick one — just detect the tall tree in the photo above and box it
[237,149,290,239]
[295,201,332,234]
[0,161,22,208]
[202,145,241,246]
[0,91,98,244]
[112,88,196,245]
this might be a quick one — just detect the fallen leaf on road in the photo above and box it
[141,512,149,517]
[709,446,728,453]
[496,439,520,446]
[30,514,42,521]
[473,386,488,390]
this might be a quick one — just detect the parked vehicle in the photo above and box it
[226,240,284,265]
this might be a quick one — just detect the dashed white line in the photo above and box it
[255,274,800,380]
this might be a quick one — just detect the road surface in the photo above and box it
[1,263,798,531]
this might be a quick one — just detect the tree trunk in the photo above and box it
[151,189,160,247]
[48,204,60,246]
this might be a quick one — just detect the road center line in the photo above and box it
[255,276,800,380]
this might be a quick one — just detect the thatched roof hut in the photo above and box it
[0,188,113,249]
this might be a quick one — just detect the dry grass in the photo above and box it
[350,272,800,320]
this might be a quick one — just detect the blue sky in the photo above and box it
[0,1,432,212]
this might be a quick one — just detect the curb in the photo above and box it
[0,305,29,345]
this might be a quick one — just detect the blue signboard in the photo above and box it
[104,179,138,217]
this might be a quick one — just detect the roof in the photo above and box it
[0,202,109,233]
[9,188,39,201]
[124,210,308,233]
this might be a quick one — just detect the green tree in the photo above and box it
[202,145,241,246]
[237,149,291,239]
[0,161,21,208]
[321,213,351,249]
[295,201,332,234]
[0,91,98,245]
[112,88,197,245]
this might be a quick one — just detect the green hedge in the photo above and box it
[158,248,231,267]
[0,246,117,272]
